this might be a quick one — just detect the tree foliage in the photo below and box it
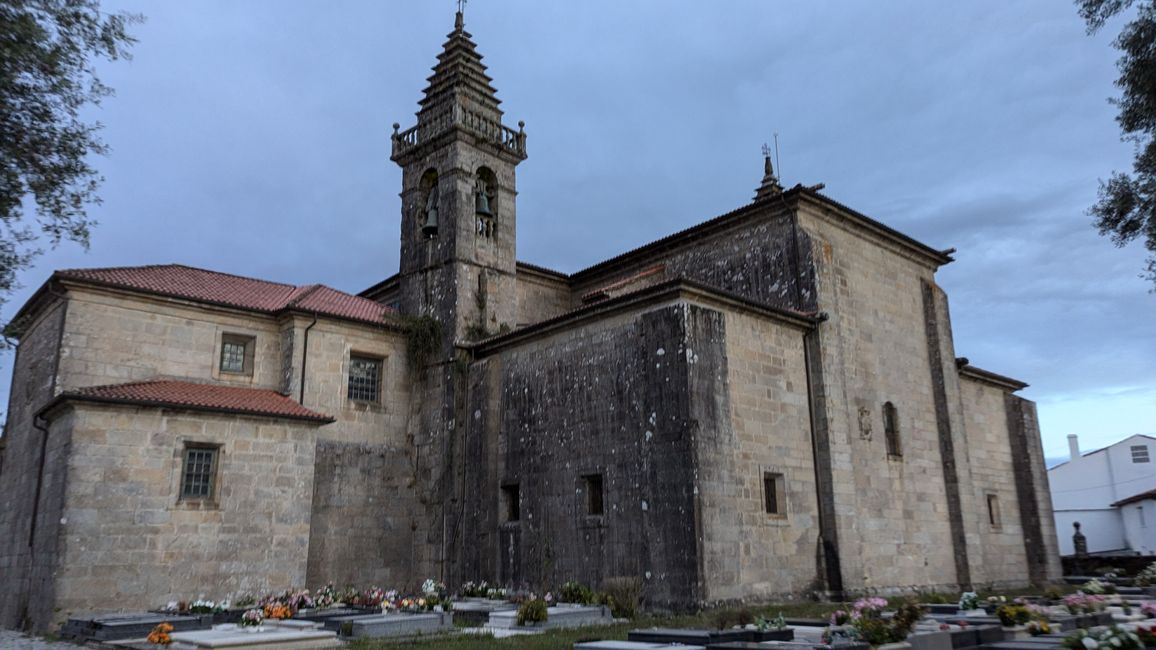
[1078,0,1156,286]
[0,0,138,307]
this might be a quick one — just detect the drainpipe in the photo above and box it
[29,415,50,548]
[299,314,318,404]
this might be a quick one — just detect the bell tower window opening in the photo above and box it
[475,167,497,239]
[419,169,439,238]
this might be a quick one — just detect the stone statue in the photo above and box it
[1073,521,1087,557]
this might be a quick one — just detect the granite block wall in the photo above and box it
[0,298,66,631]
[798,203,965,593]
[48,405,322,627]
[461,301,703,608]
[698,308,818,602]
[306,440,419,589]
[570,207,817,315]
[958,376,1032,587]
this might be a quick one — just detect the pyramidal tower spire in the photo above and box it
[391,9,526,163]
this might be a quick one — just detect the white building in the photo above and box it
[1049,434,1156,555]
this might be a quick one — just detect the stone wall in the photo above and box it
[570,206,816,314]
[0,297,66,631]
[1005,394,1063,583]
[699,308,818,602]
[514,267,570,327]
[461,300,704,609]
[47,404,322,627]
[958,376,1032,587]
[797,203,965,593]
[306,440,419,589]
[58,288,284,391]
[291,317,410,446]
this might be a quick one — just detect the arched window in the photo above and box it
[475,167,497,238]
[883,401,901,457]
[419,169,439,237]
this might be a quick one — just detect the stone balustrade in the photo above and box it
[392,105,525,158]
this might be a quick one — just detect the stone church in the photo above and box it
[0,11,1060,633]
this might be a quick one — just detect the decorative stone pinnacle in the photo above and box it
[754,146,783,200]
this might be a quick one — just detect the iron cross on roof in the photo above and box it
[458,0,467,14]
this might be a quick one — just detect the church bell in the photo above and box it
[421,197,439,237]
[475,189,494,218]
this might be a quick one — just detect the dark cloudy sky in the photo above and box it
[3,1,1152,460]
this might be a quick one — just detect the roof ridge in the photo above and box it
[285,284,325,309]
[58,263,299,290]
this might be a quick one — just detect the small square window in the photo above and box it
[1132,445,1149,463]
[764,472,785,516]
[219,334,254,375]
[987,493,1001,528]
[583,474,604,516]
[348,355,383,403]
[502,484,520,522]
[181,445,219,500]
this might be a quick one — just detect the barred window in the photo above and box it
[219,333,254,375]
[221,341,246,373]
[348,355,382,403]
[181,446,218,500]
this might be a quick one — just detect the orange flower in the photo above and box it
[146,621,174,644]
[262,604,292,620]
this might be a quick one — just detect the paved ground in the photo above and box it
[0,630,85,648]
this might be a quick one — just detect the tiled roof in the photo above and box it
[1112,488,1156,508]
[53,380,334,423]
[55,264,390,326]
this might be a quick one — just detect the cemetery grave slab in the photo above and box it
[60,613,208,642]
[168,624,341,649]
[489,604,612,630]
[573,642,706,650]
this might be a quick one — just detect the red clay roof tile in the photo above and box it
[59,380,333,423]
[55,264,390,326]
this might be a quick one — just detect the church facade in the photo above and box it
[0,12,1060,632]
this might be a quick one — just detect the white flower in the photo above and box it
[1082,637,1098,649]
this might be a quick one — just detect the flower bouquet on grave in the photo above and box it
[1065,593,1107,615]
[147,622,173,646]
[996,604,1032,627]
[1062,625,1142,650]
[958,591,983,615]
[380,589,400,613]
[1136,625,1156,647]
[263,603,292,620]
[1136,562,1156,588]
[240,608,264,632]
[1025,621,1051,636]
[313,583,337,609]
[1142,603,1156,619]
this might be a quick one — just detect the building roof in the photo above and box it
[41,380,334,423]
[1112,488,1156,508]
[957,361,1029,391]
[28,264,390,328]
[1047,433,1156,471]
